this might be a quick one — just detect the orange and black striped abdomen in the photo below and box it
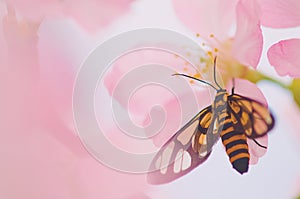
[219,111,250,174]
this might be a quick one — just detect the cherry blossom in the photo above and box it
[102,0,272,170]
[170,0,268,163]
[172,0,263,71]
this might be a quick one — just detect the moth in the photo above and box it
[147,58,275,184]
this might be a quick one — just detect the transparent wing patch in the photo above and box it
[147,106,212,184]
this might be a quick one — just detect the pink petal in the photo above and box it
[248,136,268,165]
[0,7,40,132]
[1,6,88,156]
[144,89,212,147]
[103,49,199,122]
[172,0,239,41]
[126,193,150,199]
[2,5,40,73]
[36,19,91,155]
[226,78,268,105]
[0,126,148,198]
[37,62,83,155]
[257,0,300,28]
[77,156,148,199]
[4,0,59,21]
[267,39,300,77]
[232,0,263,68]
[0,129,79,199]
[1,3,148,198]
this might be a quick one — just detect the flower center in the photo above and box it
[176,33,248,87]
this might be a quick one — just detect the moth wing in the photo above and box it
[197,107,223,157]
[147,106,212,184]
[228,94,275,139]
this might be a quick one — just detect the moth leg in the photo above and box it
[253,138,267,149]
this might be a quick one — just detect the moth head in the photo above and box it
[213,90,228,110]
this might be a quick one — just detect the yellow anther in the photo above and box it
[174,54,179,58]
[207,51,214,61]
[214,48,219,52]
[209,34,214,38]
[196,33,200,37]
[193,73,201,79]
[190,80,194,84]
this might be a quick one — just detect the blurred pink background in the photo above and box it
[0,0,300,199]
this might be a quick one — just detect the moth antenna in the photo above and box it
[172,73,218,91]
[213,57,223,90]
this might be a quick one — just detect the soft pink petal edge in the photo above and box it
[232,0,263,68]
[172,0,239,41]
[257,0,300,28]
[267,39,300,77]
[248,136,268,165]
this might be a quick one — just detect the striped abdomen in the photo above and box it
[219,111,250,174]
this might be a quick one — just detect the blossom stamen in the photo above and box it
[207,51,214,60]
[208,33,223,48]
[193,73,201,79]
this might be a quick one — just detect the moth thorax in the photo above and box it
[214,90,228,110]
